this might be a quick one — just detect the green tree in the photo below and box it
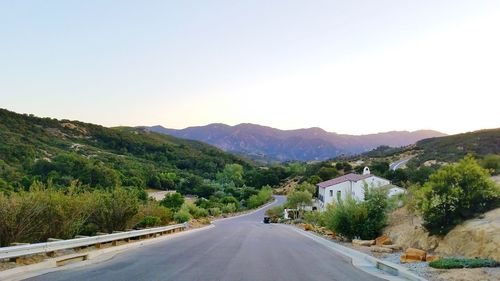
[286,190,313,218]
[417,156,500,235]
[160,192,185,211]
[216,164,244,187]
[362,186,388,238]
[317,167,339,181]
[295,182,316,196]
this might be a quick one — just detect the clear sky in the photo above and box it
[1,1,499,135]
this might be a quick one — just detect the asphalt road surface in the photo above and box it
[27,196,383,281]
[389,157,413,171]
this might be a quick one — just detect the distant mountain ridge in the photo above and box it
[146,123,446,162]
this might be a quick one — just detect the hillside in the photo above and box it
[0,109,251,192]
[414,128,500,165]
[349,128,500,167]
[147,123,445,162]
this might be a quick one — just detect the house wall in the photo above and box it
[353,176,391,200]
[318,175,391,211]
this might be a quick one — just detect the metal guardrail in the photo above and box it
[0,223,188,260]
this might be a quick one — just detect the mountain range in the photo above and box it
[146,123,446,162]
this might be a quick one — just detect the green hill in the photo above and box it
[0,108,252,192]
[414,128,500,165]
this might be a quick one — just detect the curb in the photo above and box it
[0,225,215,281]
[285,225,427,281]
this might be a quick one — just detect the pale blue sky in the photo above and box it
[1,1,499,134]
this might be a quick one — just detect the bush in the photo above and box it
[88,188,140,233]
[266,205,284,222]
[208,207,222,217]
[174,209,192,223]
[303,211,325,226]
[180,201,208,219]
[159,192,184,211]
[324,198,368,240]
[362,187,388,239]
[137,216,161,228]
[324,186,388,240]
[246,186,273,209]
[416,156,500,235]
[129,200,174,228]
[221,203,237,214]
[429,258,499,269]
[480,154,500,175]
[0,183,94,245]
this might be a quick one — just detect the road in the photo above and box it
[27,197,383,281]
[389,157,413,171]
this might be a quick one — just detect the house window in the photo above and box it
[329,190,333,197]
[337,191,341,200]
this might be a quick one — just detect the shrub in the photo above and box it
[303,211,325,226]
[324,198,368,240]
[221,203,237,214]
[416,156,500,235]
[88,188,140,233]
[246,186,273,209]
[180,201,208,219]
[362,187,388,239]
[480,154,500,175]
[159,192,184,211]
[429,258,499,269]
[324,187,388,240]
[208,207,222,217]
[266,205,284,222]
[137,216,161,228]
[129,200,174,228]
[174,209,192,223]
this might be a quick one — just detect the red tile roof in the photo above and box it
[317,173,373,188]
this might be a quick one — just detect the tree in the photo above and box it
[416,156,500,235]
[362,186,388,238]
[286,190,312,218]
[317,167,339,181]
[295,182,316,196]
[216,164,244,187]
[370,161,390,177]
[266,205,284,222]
[160,192,185,211]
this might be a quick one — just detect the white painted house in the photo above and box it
[316,167,392,211]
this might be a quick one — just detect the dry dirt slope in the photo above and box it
[384,207,500,260]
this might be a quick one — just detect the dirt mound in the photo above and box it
[384,207,440,251]
[435,208,500,260]
[384,207,500,260]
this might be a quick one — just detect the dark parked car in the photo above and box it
[263,216,271,224]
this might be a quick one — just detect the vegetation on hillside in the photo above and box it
[414,128,500,165]
[0,109,281,246]
[412,156,499,235]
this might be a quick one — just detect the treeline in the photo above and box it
[0,109,296,195]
